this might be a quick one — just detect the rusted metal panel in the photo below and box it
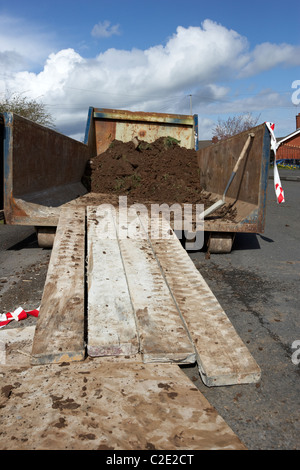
[86,107,198,154]
[2,113,13,222]
[115,121,193,149]
[95,118,116,155]
[198,123,270,233]
[11,115,88,197]
[2,112,92,225]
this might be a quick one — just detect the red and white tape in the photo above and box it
[0,306,39,329]
[266,122,285,204]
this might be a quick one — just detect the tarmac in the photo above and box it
[269,167,300,182]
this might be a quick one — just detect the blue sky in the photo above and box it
[0,0,299,140]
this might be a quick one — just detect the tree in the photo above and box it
[212,112,260,141]
[0,90,55,128]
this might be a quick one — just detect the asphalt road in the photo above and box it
[0,171,299,450]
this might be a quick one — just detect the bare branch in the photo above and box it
[212,112,260,141]
[0,90,55,128]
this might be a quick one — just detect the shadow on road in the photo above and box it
[7,233,39,251]
[232,232,274,251]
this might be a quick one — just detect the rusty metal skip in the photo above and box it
[202,132,255,218]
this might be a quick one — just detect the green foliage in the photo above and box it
[114,173,141,191]
[114,178,125,191]
[0,90,55,128]
[163,136,180,148]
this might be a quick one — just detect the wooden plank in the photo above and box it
[138,214,261,386]
[0,361,247,450]
[31,206,86,364]
[86,206,139,356]
[116,211,195,364]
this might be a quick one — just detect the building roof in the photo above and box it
[276,128,300,149]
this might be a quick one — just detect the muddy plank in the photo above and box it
[138,214,261,386]
[31,206,86,364]
[0,361,247,450]
[116,211,195,364]
[86,206,139,356]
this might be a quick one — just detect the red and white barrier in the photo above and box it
[0,306,39,329]
[266,122,285,204]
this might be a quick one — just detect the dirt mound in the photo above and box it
[82,136,208,205]
[82,136,237,221]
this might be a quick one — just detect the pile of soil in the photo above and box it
[82,136,209,205]
[82,136,237,220]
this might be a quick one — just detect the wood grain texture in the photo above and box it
[86,206,139,356]
[142,215,261,386]
[116,212,195,364]
[31,206,86,364]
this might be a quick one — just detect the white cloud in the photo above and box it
[240,42,300,77]
[203,89,288,116]
[1,18,299,139]
[91,20,121,38]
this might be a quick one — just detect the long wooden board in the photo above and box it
[138,214,261,386]
[86,206,139,356]
[31,206,86,364]
[116,211,196,364]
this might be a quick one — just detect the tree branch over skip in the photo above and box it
[0,90,55,128]
[212,112,260,141]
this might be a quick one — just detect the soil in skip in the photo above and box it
[81,137,237,221]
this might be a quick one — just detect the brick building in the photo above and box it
[276,113,300,162]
